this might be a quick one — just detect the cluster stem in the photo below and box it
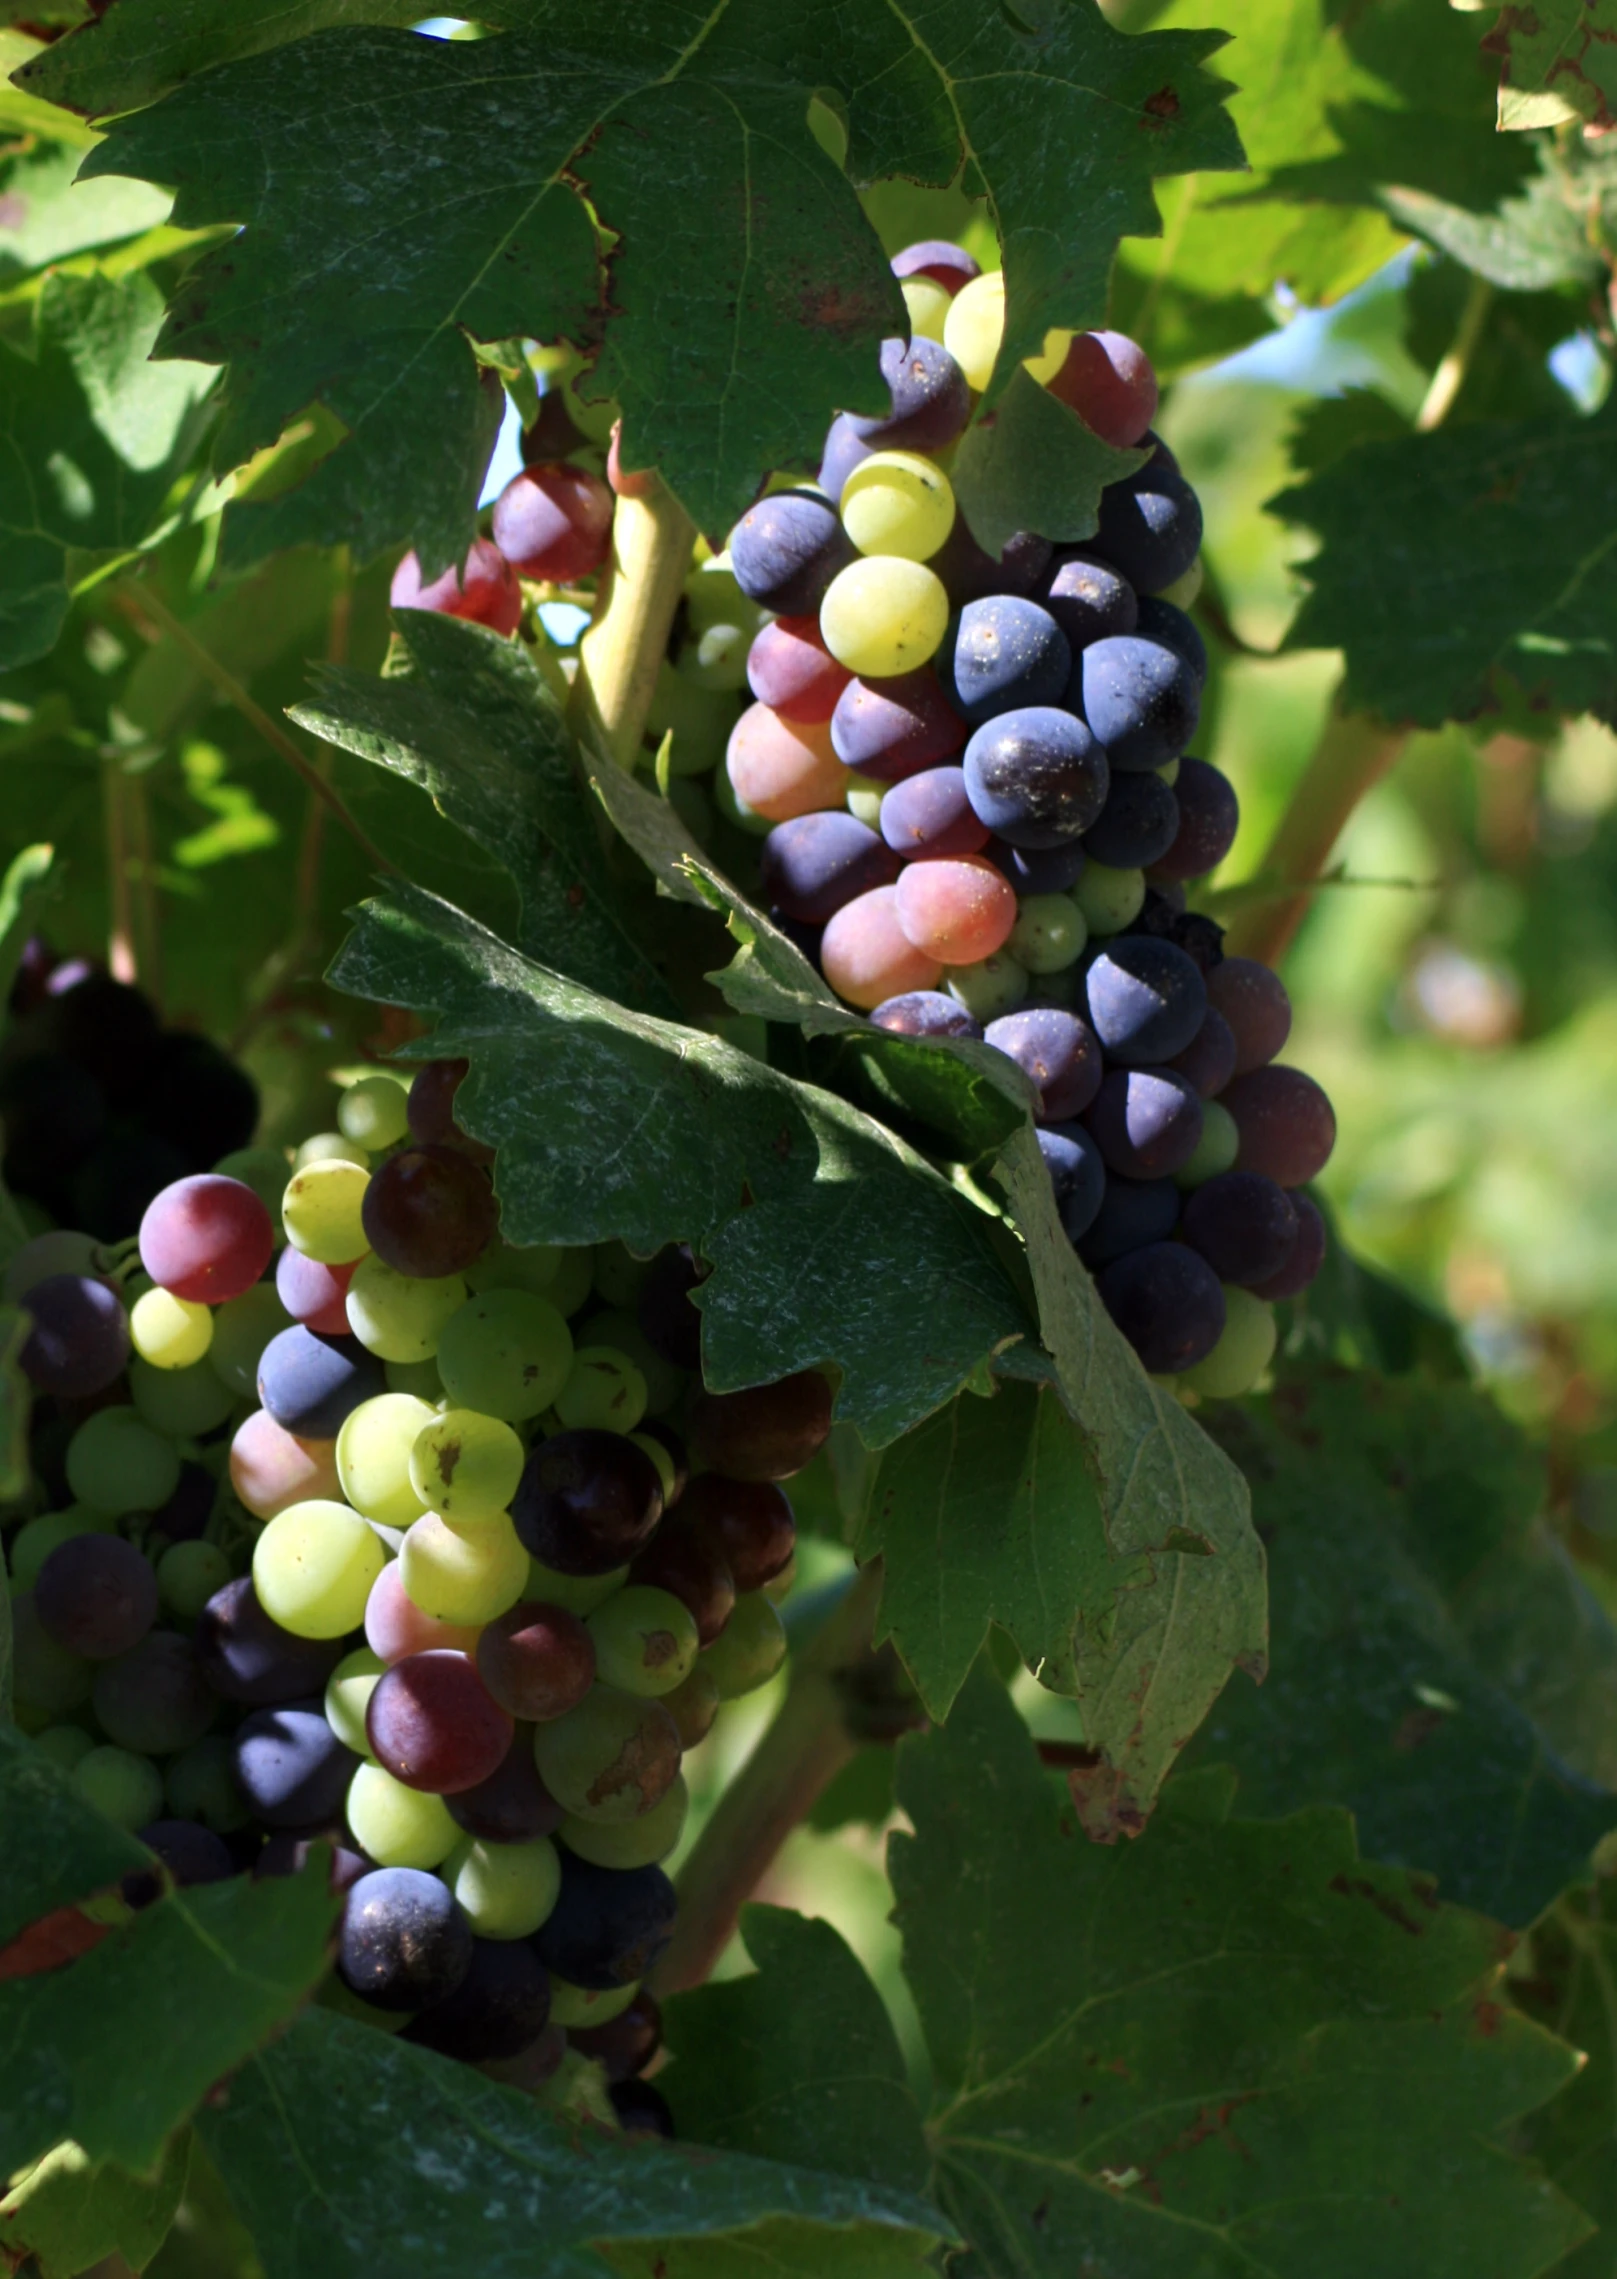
[568,480,696,769]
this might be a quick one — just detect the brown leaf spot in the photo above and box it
[0,1904,110,1980]
[1328,1871,1424,1935]
[1474,1998,1504,2038]
[1142,85,1181,124]
[1392,1705,1447,1752]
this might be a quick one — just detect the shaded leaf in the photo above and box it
[1512,1876,1617,2274]
[948,370,1143,560]
[0,1721,147,1946]
[0,2131,189,2279]
[1481,0,1617,132]
[0,135,170,278]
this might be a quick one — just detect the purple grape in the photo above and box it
[1251,1191,1328,1300]
[941,597,1071,726]
[759,814,898,923]
[727,489,855,615]
[1150,757,1239,884]
[933,520,1053,606]
[257,1327,386,1440]
[985,837,1086,895]
[1082,771,1181,870]
[1037,551,1138,650]
[511,1431,665,1575]
[636,1245,702,1370]
[1084,1068,1205,1179]
[405,1937,553,2062]
[850,335,971,454]
[339,1866,474,2011]
[818,413,872,505]
[1038,1122,1106,1241]
[447,1733,565,1844]
[19,1273,128,1397]
[830,668,967,781]
[963,708,1108,849]
[233,1700,360,1829]
[35,1537,158,1661]
[1076,635,1200,772]
[532,1854,678,1991]
[983,1008,1103,1121]
[1136,596,1207,686]
[1181,1171,1300,1287]
[612,2080,676,2138]
[879,767,990,860]
[1076,1175,1181,1269]
[195,1576,345,1706]
[869,992,983,1041]
[1084,938,1207,1065]
[1097,1242,1225,1373]
[1167,1007,1237,1099]
[1093,462,1203,595]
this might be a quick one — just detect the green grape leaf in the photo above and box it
[948,371,1144,560]
[0,1722,148,1943]
[1512,1877,1617,2269]
[199,2004,946,2279]
[60,0,1241,565]
[0,267,214,668]
[1275,402,1617,729]
[0,135,170,278]
[0,2131,189,2279]
[892,1674,1590,2279]
[1480,0,1617,132]
[1188,1370,1617,1926]
[329,882,1036,1444]
[661,1906,931,2194]
[293,611,678,1015]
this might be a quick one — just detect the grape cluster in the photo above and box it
[710,243,1332,1396]
[1,943,258,1241]
[7,1058,830,2125]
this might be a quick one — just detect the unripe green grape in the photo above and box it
[316,1975,412,2035]
[684,556,750,631]
[294,1131,369,1172]
[346,1762,458,1868]
[578,1309,685,1417]
[547,1975,641,2029]
[347,1256,465,1364]
[524,1556,629,1617]
[253,1499,386,1638]
[435,1290,572,1421]
[662,1664,721,1749]
[282,1158,370,1263]
[157,1539,232,1620]
[130,1287,213,1370]
[679,619,750,693]
[9,1506,114,1591]
[1158,757,1180,788]
[900,274,950,343]
[1174,1101,1240,1190]
[336,1393,435,1528]
[555,1347,648,1436]
[700,1592,788,1699]
[532,1684,681,1823]
[12,1592,92,1716]
[1157,556,1203,608]
[629,1432,678,1504]
[213,1147,292,1234]
[165,1734,250,1832]
[130,1353,237,1439]
[444,1834,561,1939]
[1178,1288,1277,1400]
[945,952,1029,1022]
[547,1247,594,1319]
[384,1356,443,1401]
[400,1511,528,1625]
[841,451,955,564]
[324,1645,385,1756]
[1008,894,1088,975]
[1024,965,1085,1011]
[819,557,949,678]
[764,1556,796,1605]
[209,1284,293,1398]
[338,1074,411,1151]
[1073,862,1145,937]
[561,1772,688,1869]
[591,1244,647,1310]
[75,1745,163,1831]
[943,271,1004,392]
[844,773,886,829]
[34,1724,95,1772]
[410,1409,524,1526]
[587,1586,699,1698]
[463,1239,561,1296]
[67,1409,181,1514]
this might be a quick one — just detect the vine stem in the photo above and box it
[652,1563,888,1996]
[568,478,696,769]
[1415,273,1493,433]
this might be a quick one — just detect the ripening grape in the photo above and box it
[1096,1242,1226,1375]
[156,1541,233,1622]
[893,855,1017,965]
[1250,1191,1327,1302]
[728,489,855,615]
[365,1650,514,1794]
[275,1247,357,1337]
[1205,959,1292,1074]
[127,1285,211,1370]
[491,464,614,583]
[561,1773,689,1871]
[1168,1008,1238,1102]
[230,1408,343,1522]
[1072,861,1146,937]
[253,1499,386,1639]
[1079,634,1200,773]
[689,1375,831,1485]
[759,812,899,924]
[20,1274,129,1398]
[891,238,980,294]
[1045,331,1159,446]
[630,1517,737,1646]
[338,1075,410,1151]
[820,885,943,1010]
[830,668,966,780]
[819,558,949,679]
[76,1745,164,1832]
[945,952,1030,1022]
[194,1575,344,1706]
[140,1175,274,1303]
[36,1536,159,1660]
[533,1852,678,1991]
[364,1558,483,1663]
[477,1600,597,1722]
[1222,1067,1337,1188]
[984,1008,1104,1123]
[362,1145,498,1280]
[853,335,971,454]
[257,1325,386,1440]
[390,539,521,636]
[232,1702,357,1828]
[879,767,990,861]
[295,1130,368,1171]
[1084,1067,1204,1179]
[1150,757,1239,883]
[1177,1287,1277,1400]
[1085,938,1207,1066]
[725,705,847,824]
[745,615,851,723]
[962,709,1108,848]
[899,275,950,342]
[1083,771,1180,871]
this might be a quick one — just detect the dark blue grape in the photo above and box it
[93,1631,215,1754]
[933,520,1053,606]
[983,1008,1103,1121]
[135,1819,234,1888]
[1094,462,1203,595]
[533,1854,678,1990]
[339,1866,474,2011]
[19,1272,128,1398]
[818,413,872,504]
[1250,1191,1327,1301]
[1076,636,1200,772]
[830,668,966,781]
[257,1327,386,1440]
[36,1537,157,1660]
[1037,551,1137,651]
[1181,1171,1299,1287]
[512,1430,665,1575]
[405,1936,552,2061]
[985,837,1086,895]
[1136,596,1207,686]
[1038,1122,1106,1241]
[1082,771,1181,870]
[447,1734,565,1844]
[612,2079,676,2137]
[869,991,983,1041]
[1166,1006,1237,1100]
[1085,938,1207,1065]
[759,814,899,923]
[1076,1175,1181,1268]
[1149,758,1239,885]
[233,1700,359,1829]
[963,708,1108,850]
[1097,1242,1225,1374]
[195,1576,345,1706]
[727,490,854,615]
[851,335,971,454]
[941,598,1071,726]
[1084,1067,1204,1178]
[879,766,987,860]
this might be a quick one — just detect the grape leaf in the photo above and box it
[1480,0,1617,132]
[0,135,170,277]
[1275,403,1617,729]
[1190,1371,1617,1925]
[198,2004,946,2279]
[0,1723,147,1945]
[1512,1877,1617,2274]
[329,881,1037,1444]
[0,2131,189,2279]
[0,267,214,668]
[947,371,1144,560]
[661,1906,930,2194]
[895,1674,1589,2279]
[61,0,1241,565]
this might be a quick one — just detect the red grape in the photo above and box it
[1222,1066,1336,1187]
[364,1559,482,1663]
[746,617,851,724]
[477,1601,597,1721]
[362,1144,498,1279]
[491,465,613,583]
[1205,958,1291,1075]
[688,1375,831,1484]
[275,1246,357,1336]
[893,854,1016,964]
[139,1174,274,1303]
[821,885,943,1009]
[726,704,847,823]
[366,1650,514,1794]
[390,538,521,636]
[1046,331,1159,447]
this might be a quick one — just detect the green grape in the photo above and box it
[1158,556,1203,609]
[129,1286,213,1370]
[701,1592,788,1699]
[253,1499,386,1638]
[1178,1289,1276,1401]
[384,1355,443,1401]
[444,1834,561,1939]
[900,274,950,343]
[547,1976,641,2029]
[34,1724,95,1772]
[282,1158,370,1263]
[560,1772,687,1869]
[844,772,886,829]
[12,1592,93,1717]
[336,1393,435,1528]
[684,555,750,631]
[587,1586,699,1698]
[75,1745,163,1831]
[945,952,1029,1022]
[435,1290,572,1421]
[346,1762,457,1868]
[464,1238,561,1296]
[1008,894,1088,975]
[547,1246,594,1319]
[524,1556,629,1617]
[315,1974,412,2035]
[763,1556,797,1606]
[157,1539,232,1619]
[410,1408,524,1526]
[338,1074,411,1151]
[209,1283,293,1398]
[1158,757,1180,788]
[942,270,1004,391]
[166,1734,250,1832]
[1174,1101,1239,1190]
[575,1308,684,1417]
[8,1505,114,1591]
[532,1684,681,1823]
[841,451,955,563]
[1073,862,1146,937]
[629,1432,678,1505]
[591,1243,647,1310]
[293,1130,369,1172]
[130,1353,237,1439]
[324,1645,385,1756]
[1023,964,1085,1011]
[213,1146,292,1234]
[346,1256,465,1363]
[67,1409,181,1514]
[554,1346,648,1436]
[679,619,750,693]
[819,557,948,678]
[399,1511,528,1625]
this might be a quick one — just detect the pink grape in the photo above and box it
[893,856,1017,965]
[880,767,990,860]
[230,1409,342,1521]
[1046,332,1159,447]
[746,617,851,723]
[366,1650,514,1794]
[491,466,613,583]
[820,886,943,1009]
[390,538,521,636]
[139,1174,275,1304]
[726,704,847,823]
[1205,959,1292,1075]
[275,1247,357,1336]
[1223,1067,1336,1187]
[364,1559,482,1664]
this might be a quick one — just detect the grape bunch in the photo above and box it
[6,1059,830,2127]
[713,242,1333,1397]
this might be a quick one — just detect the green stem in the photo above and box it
[652,1563,892,1996]
[568,481,696,770]
[1415,274,1494,434]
